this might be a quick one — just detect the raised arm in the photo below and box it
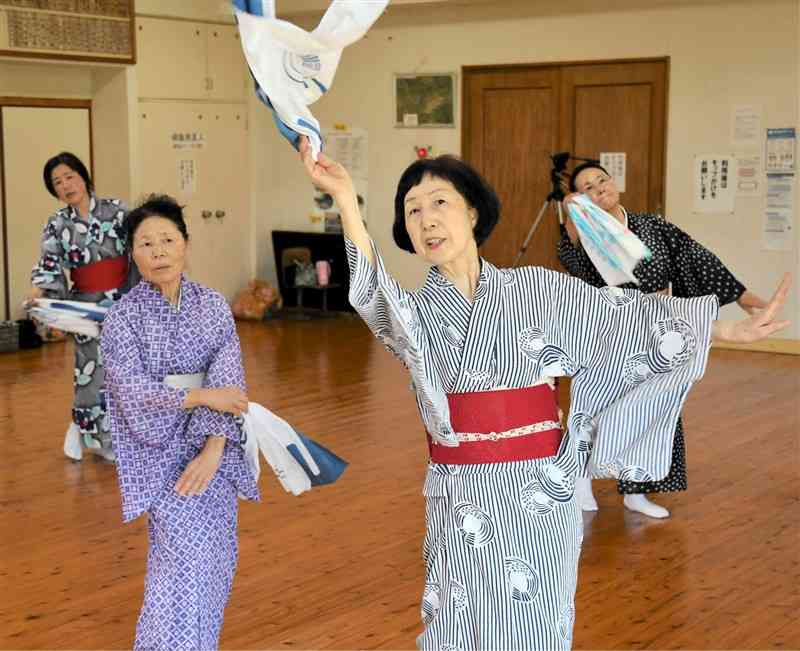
[299,136,373,266]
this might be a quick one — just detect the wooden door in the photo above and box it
[463,59,668,269]
[463,67,562,270]
[561,61,667,214]
[0,103,92,320]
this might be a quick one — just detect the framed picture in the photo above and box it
[394,73,456,128]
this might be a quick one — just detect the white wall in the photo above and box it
[254,0,799,337]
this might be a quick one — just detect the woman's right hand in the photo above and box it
[22,287,44,309]
[201,386,248,416]
[299,137,357,211]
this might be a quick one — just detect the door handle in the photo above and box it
[215,210,226,219]
[202,210,213,219]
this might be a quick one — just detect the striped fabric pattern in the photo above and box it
[345,237,718,649]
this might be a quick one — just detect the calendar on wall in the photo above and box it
[0,0,135,63]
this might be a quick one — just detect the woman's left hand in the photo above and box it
[174,436,225,497]
[713,273,791,343]
[736,289,769,315]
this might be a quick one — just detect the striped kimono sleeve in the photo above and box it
[345,238,424,365]
[526,267,719,481]
[101,305,189,447]
[185,294,247,447]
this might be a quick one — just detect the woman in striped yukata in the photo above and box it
[298,138,789,651]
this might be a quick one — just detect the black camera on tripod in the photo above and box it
[511,151,598,267]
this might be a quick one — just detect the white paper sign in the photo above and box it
[178,159,197,195]
[731,105,762,146]
[600,152,626,193]
[171,131,205,150]
[693,154,736,213]
[763,173,795,251]
[735,155,762,196]
[311,127,369,230]
[765,128,796,173]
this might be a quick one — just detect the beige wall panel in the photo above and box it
[207,24,248,102]
[136,18,207,100]
[2,106,91,320]
[137,101,250,301]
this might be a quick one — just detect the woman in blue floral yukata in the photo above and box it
[27,152,137,462]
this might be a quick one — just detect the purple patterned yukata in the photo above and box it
[101,276,259,651]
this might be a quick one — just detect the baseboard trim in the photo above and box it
[714,338,800,355]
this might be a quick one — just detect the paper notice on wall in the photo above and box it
[311,127,368,230]
[765,128,796,173]
[735,155,762,196]
[731,105,762,146]
[179,159,197,195]
[600,152,626,192]
[693,154,735,213]
[326,128,368,177]
[171,131,205,150]
[763,173,795,251]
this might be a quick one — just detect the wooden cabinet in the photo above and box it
[136,18,248,101]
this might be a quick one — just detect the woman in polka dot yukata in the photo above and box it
[558,162,768,519]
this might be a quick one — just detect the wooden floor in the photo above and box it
[1,317,798,650]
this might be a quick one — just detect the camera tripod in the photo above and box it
[512,152,597,268]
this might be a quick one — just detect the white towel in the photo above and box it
[566,195,652,286]
[235,0,388,159]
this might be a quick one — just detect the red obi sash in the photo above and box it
[428,385,562,465]
[70,256,129,293]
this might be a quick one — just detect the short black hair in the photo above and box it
[569,162,610,192]
[43,152,93,198]
[126,194,189,247]
[393,155,501,253]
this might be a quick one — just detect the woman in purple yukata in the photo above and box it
[100,195,259,651]
[297,138,790,650]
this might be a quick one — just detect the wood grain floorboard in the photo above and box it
[1,318,797,650]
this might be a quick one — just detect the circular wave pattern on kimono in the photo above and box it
[538,345,579,376]
[518,326,547,358]
[441,320,464,348]
[618,465,655,483]
[453,502,495,548]
[622,352,654,385]
[440,645,464,651]
[421,583,441,625]
[648,318,697,373]
[450,580,469,612]
[505,557,541,602]
[473,279,489,301]
[501,269,516,286]
[538,463,575,502]
[520,479,556,516]
[570,412,596,453]
[599,285,636,308]
[558,602,576,642]
[463,368,496,388]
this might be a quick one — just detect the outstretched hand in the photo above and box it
[714,273,792,343]
[299,136,356,207]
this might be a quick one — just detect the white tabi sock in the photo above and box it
[623,494,670,519]
[63,422,82,461]
[574,477,598,511]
